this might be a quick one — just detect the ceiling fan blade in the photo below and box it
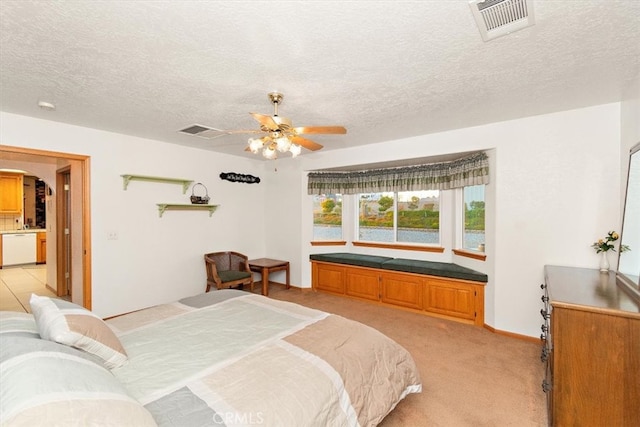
[250,113,279,131]
[291,135,323,151]
[293,126,347,135]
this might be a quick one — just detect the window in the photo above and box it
[462,185,485,251]
[312,194,343,241]
[358,191,440,245]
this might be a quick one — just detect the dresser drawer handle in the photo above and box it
[541,324,548,333]
[540,347,548,362]
[540,308,550,320]
[541,295,549,303]
[542,380,552,393]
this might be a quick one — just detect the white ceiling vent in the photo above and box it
[469,0,535,41]
[178,124,227,139]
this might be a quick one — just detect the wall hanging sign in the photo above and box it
[219,172,260,184]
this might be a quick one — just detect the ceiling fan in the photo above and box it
[233,92,347,159]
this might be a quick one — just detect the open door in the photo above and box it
[56,166,71,297]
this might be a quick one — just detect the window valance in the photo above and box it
[307,152,489,195]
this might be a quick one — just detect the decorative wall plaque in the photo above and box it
[219,172,261,184]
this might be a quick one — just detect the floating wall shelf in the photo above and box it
[121,174,193,193]
[156,204,219,218]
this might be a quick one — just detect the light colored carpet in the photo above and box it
[265,285,548,427]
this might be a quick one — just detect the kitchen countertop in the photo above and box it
[0,229,46,234]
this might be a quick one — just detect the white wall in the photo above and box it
[260,160,305,287]
[1,112,269,318]
[286,103,622,337]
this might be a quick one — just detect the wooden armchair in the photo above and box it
[204,251,254,292]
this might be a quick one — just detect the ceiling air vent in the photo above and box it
[178,124,227,139]
[469,0,535,41]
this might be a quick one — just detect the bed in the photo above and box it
[0,290,421,426]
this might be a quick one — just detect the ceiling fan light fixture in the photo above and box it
[289,143,302,158]
[263,145,277,159]
[248,137,264,153]
[276,136,292,153]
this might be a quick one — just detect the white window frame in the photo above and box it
[457,185,486,252]
[355,191,443,247]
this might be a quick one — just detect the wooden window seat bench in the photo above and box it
[310,253,488,326]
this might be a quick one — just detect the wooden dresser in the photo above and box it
[541,265,640,426]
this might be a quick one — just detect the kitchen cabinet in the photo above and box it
[0,173,23,214]
[37,232,46,264]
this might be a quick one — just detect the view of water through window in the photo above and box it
[313,225,484,249]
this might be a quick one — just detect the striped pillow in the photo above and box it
[0,335,156,426]
[29,294,128,369]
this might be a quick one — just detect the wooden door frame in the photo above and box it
[56,166,71,298]
[0,145,92,309]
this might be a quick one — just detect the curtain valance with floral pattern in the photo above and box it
[307,152,489,195]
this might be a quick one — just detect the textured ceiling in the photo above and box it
[1,1,639,160]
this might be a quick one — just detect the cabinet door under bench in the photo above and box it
[346,268,380,301]
[312,261,380,301]
[424,277,483,325]
[312,262,346,295]
[380,271,423,310]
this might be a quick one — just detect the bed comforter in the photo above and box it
[107,290,421,426]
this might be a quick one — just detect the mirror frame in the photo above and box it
[616,141,640,301]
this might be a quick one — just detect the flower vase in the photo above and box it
[599,251,610,273]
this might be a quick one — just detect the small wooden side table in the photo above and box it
[248,258,290,296]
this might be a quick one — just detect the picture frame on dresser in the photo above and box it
[617,141,640,302]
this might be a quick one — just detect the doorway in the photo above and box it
[0,145,92,309]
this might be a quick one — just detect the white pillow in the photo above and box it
[30,294,128,369]
[1,335,156,426]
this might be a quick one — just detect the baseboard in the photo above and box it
[483,323,540,343]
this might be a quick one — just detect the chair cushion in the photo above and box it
[309,253,394,269]
[218,270,251,282]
